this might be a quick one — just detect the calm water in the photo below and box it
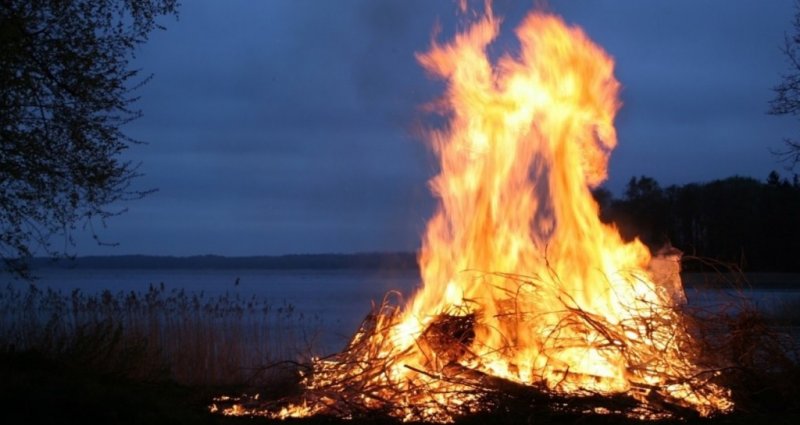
[7,269,800,351]
[9,268,422,351]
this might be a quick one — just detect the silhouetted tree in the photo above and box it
[615,176,670,248]
[597,173,800,272]
[664,183,704,253]
[770,0,800,168]
[591,187,613,221]
[697,176,764,269]
[1,0,179,278]
[761,171,800,269]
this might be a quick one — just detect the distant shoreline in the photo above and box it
[30,253,419,270]
[24,254,800,289]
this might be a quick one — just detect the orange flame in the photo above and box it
[377,7,732,416]
[220,5,732,422]
[409,7,646,388]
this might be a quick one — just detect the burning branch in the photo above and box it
[215,3,736,421]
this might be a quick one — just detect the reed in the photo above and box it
[0,282,320,387]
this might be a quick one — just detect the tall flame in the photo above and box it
[218,6,732,422]
[409,8,646,389]
[379,9,731,416]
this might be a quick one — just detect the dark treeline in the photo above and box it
[594,171,800,272]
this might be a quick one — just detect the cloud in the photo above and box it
[69,0,797,255]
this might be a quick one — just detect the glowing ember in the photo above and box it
[217,4,732,422]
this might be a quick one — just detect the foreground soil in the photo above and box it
[1,350,799,425]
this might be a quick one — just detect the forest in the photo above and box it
[595,171,800,271]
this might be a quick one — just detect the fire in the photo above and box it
[218,4,732,422]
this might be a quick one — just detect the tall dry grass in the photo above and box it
[679,264,800,415]
[0,283,321,387]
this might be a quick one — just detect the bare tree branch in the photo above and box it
[0,0,179,278]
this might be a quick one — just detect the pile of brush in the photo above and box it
[212,303,731,421]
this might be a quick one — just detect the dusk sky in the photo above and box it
[72,0,797,257]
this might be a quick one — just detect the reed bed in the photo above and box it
[0,282,320,387]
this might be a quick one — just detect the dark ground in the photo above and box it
[2,350,800,425]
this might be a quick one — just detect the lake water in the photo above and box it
[6,268,423,352]
[6,268,800,353]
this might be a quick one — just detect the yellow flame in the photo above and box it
[390,6,730,415]
[224,5,733,422]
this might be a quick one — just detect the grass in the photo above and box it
[0,282,320,387]
[0,281,322,424]
[2,275,800,425]
[0,349,215,425]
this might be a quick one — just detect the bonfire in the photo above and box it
[214,4,733,422]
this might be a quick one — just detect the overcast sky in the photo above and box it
[71,0,798,256]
